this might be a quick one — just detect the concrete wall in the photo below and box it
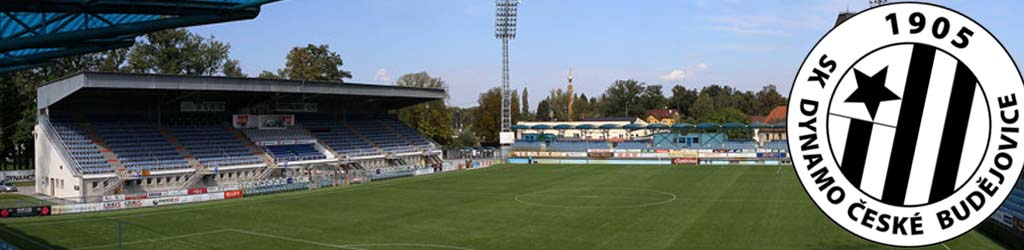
[34,124,83,201]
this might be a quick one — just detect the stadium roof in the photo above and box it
[0,0,278,73]
[37,72,446,110]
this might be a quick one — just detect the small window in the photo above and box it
[74,185,80,191]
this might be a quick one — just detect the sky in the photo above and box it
[188,0,1024,108]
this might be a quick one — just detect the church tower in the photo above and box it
[567,69,574,121]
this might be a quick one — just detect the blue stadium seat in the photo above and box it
[91,118,190,172]
[263,144,326,162]
[168,123,262,168]
[50,119,113,174]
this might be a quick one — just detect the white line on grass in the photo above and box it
[7,168,481,228]
[226,229,477,250]
[942,243,952,250]
[73,229,230,250]
[224,229,364,250]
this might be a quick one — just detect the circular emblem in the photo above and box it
[787,2,1024,247]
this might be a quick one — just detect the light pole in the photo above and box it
[495,0,519,134]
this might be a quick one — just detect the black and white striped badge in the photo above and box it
[788,2,1024,247]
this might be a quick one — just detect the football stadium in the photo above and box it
[2,0,1024,249]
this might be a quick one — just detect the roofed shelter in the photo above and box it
[0,0,280,73]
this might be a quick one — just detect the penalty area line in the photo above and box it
[73,229,231,250]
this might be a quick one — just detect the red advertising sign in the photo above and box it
[224,190,243,199]
[188,187,208,195]
[124,194,147,200]
[672,157,699,165]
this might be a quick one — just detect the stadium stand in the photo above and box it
[49,118,113,174]
[347,119,419,154]
[33,72,444,202]
[242,127,315,143]
[511,141,543,151]
[379,118,438,151]
[302,117,382,158]
[615,141,650,150]
[765,140,788,150]
[302,116,439,157]
[548,141,610,152]
[91,117,190,172]
[263,144,326,163]
[723,140,757,150]
[167,124,262,168]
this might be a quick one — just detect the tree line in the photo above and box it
[0,28,787,169]
[0,29,355,170]
[455,80,788,145]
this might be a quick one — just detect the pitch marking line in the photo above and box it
[942,243,952,250]
[223,229,363,250]
[7,167,479,228]
[514,187,678,208]
[74,229,230,250]
[70,228,476,250]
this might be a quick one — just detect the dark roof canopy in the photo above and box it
[0,0,279,73]
[38,72,446,110]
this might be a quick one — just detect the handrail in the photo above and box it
[38,115,83,177]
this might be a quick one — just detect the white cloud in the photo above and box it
[661,69,688,82]
[660,64,709,82]
[373,68,391,83]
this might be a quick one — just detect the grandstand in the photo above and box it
[508,122,789,165]
[34,72,445,202]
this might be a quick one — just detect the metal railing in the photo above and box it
[38,116,83,177]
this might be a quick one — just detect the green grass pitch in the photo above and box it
[0,164,1008,249]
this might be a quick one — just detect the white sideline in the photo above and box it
[6,168,478,228]
[73,229,230,250]
[224,229,364,250]
[69,227,475,250]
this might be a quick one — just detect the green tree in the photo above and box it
[395,72,453,146]
[126,29,235,76]
[704,107,752,139]
[572,93,592,120]
[474,88,503,145]
[641,84,667,110]
[257,70,281,79]
[278,44,352,82]
[669,85,698,117]
[223,59,245,77]
[689,94,715,121]
[536,99,552,121]
[600,79,646,117]
[544,88,571,121]
[510,89,521,124]
[755,84,787,115]
[521,87,531,120]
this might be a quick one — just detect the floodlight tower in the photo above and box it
[496,0,519,140]
[868,0,887,6]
